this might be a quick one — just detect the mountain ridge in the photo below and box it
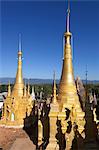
[0,77,99,85]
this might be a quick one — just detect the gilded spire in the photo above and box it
[24,81,27,97]
[52,71,57,103]
[27,81,30,96]
[8,81,11,97]
[58,0,77,109]
[12,34,24,97]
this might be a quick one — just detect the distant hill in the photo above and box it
[82,80,99,85]
[0,77,99,85]
[0,77,56,85]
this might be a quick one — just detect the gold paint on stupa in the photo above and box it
[58,1,78,111]
[58,0,85,142]
[57,2,85,149]
[0,35,33,127]
[47,1,85,149]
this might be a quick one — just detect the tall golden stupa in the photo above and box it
[58,1,80,111]
[0,35,33,127]
[47,1,85,149]
[58,0,85,129]
[57,1,85,148]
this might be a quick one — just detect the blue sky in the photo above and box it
[0,0,99,80]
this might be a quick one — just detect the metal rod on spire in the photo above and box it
[19,33,22,51]
[67,0,70,32]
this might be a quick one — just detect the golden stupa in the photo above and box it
[58,0,85,132]
[0,35,33,127]
[47,1,85,149]
[46,71,59,150]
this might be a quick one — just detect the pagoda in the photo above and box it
[57,0,85,149]
[0,35,33,127]
[47,0,85,149]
